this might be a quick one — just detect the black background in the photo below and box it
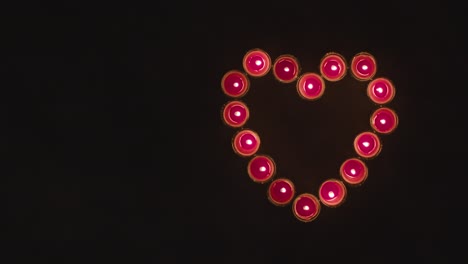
[5,2,467,263]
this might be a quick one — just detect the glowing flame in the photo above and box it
[259,166,266,172]
[255,60,262,66]
[328,191,335,198]
[284,67,290,72]
[350,169,356,175]
[331,65,338,71]
[246,139,253,145]
[280,187,286,193]
[303,205,310,211]
[362,141,370,147]
[233,82,239,87]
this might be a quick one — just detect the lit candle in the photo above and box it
[340,158,368,185]
[319,179,347,207]
[243,49,271,77]
[292,193,321,222]
[296,73,325,100]
[273,55,300,83]
[353,131,382,159]
[370,107,398,134]
[268,178,295,206]
[222,101,250,128]
[351,52,377,81]
[367,78,395,105]
[247,155,276,183]
[320,52,347,81]
[221,70,250,98]
[232,129,261,157]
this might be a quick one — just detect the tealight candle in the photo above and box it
[370,107,398,134]
[247,155,276,183]
[292,193,321,222]
[296,73,325,100]
[319,179,347,207]
[340,158,368,185]
[351,52,377,81]
[222,101,250,128]
[268,178,295,206]
[232,129,261,157]
[243,49,271,77]
[273,55,300,83]
[319,52,347,81]
[354,131,382,159]
[367,78,395,105]
[221,70,250,98]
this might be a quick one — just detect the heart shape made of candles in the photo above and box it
[221,49,398,222]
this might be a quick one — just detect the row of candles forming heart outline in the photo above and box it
[221,49,398,222]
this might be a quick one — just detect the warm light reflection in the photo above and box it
[280,187,286,193]
[376,87,383,93]
[234,111,241,117]
[284,67,290,72]
[380,119,386,124]
[350,169,356,175]
[259,166,266,172]
[328,191,335,198]
[255,60,262,66]
[331,65,338,71]
[362,141,370,147]
[303,205,310,211]
[362,65,368,70]
[233,82,239,87]
[307,83,313,89]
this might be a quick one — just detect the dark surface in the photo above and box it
[5,2,467,263]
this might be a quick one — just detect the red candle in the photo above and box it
[370,107,398,134]
[353,131,382,159]
[222,101,250,128]
[296,73,326,100]
[221,70,250,98]
[319,52,347,81]
[268,178,295,206]
[232,129,260,157]
[292,193,321,222]
[273,55,300,83]
[340,158,368,185]
[351,52,377,81]
[243,49,271,77]
[367,78,395,105]
[247,155,276,183]
[319,179,347,207]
